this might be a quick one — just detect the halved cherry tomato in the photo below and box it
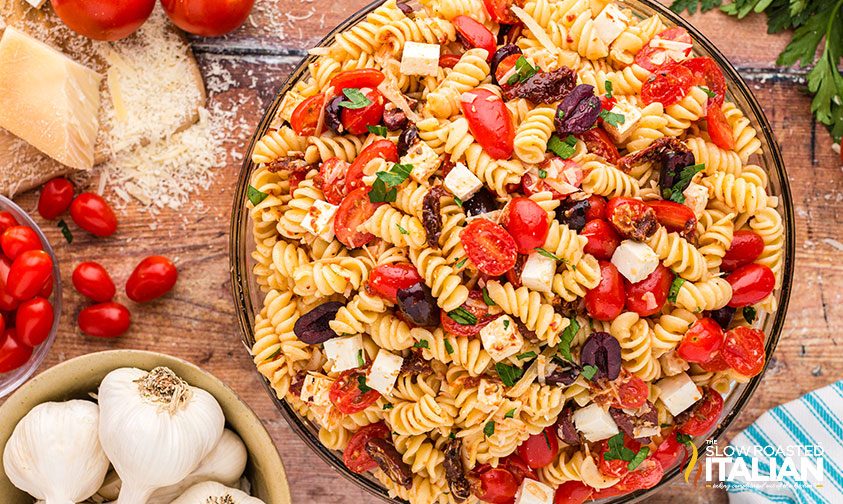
[441,290,497,337]
[70,192,117,237]
[73,261,116,302]
[641,63,695,107]
[611,458,664,493]
[369,263,423,303]
[15,297,53,347]
[597,436,641,479]
[705,101,735,150]
[482,0,519,23]
[290,93,326,136]
[317,158,350,205]
[343,422,390,473]
[652,431,687,470]
[473,467,519,504]
[126,256,178,303]
[78,302,131,338]
[329,368,381,414]
[38,177,74,220]
[345,140,399,194]
[624,264,672,317]
[722,230,764,271]
[517,427,559,469]
[585,195,607,221]
[7,250,53,301]
[678,387,724,436]
[585,261,625,321]
[600,95,618,112]
[680,57,726,106]
[460,219,518,276]
[453,16,496,59]
[0,329,32,373]
[646,200,696,236]
[494,53,522,85]
[1,226,41,260]
[726,263,775,308]
[504,197,549,254]
[0,211,19,235]
[439,53,462,68]
[699,351,730,372]
[554,481,594,504]
[614,374,650,409]
[677,318,724,363]
[330,69,385,93]
[722,326,766,377]
[582,219,620,260]
[461,88,515,160]
[634,27,692,72]
[576,128,620,164]
[341,88,385,135]
[605,197,656,240]
[501,453,537,482]
[335,187,381,248]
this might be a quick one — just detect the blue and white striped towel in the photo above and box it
[725,380,843,504]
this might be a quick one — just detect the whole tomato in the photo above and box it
[72,262,116,303]
[340,88,385,135]
[722,230,764,271]
[161,0,256,37]
[38,178,75,220]
[585,261,625,321]
[78,302,131,338]
[1,226,42,260]
[15,297,54,347]
[677,318,724,363]
[0,329,32,373]
[70,193,118,237]
[581,219,620,260]
[51,0,155,41]
[503,197,549,254]
[6,250,53,301]
[126,256,178,303]
[726,263,775,307]
[624,264,672,317]
[0,211,19,234]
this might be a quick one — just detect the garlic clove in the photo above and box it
[170,481,266,504]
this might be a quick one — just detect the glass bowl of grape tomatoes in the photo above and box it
[231,0,794,502]
[0,196,62,399]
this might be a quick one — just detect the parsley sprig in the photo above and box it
[369,163,413,203]
[547,134,578,159]
[662,164,705,203]
[338,88,372,109]
[507,56,539,85]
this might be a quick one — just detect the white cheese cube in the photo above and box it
[301,199,338,242]
[593,4,630,45]
[683,182,709,218]
[367,349,404,395]
[603,99,642,143]
[443,162,483,201]
[572,403,619,442]
[479,315,524,362]
[323,335,365,372]
[401,141,441,183]
[611,240,660,284]
[477,379,504,410]
[300,373,333,404]
[521,252,556,293]
[24,0,47,7]
[655,372,703,416]
[515,478,555,504]
[400,42,441,77]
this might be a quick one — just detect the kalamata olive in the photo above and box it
[708,305,736,330]
[293,301,344,344]
[397,283,439,326]
[463,187,497,216]
[397,124,419,156]
[545,360,579,386]
[382,104,408,131]
[396,1,413,15]
[555,198,590,232]
[556,406,580,446]
[580,331,622,380]
[555,84,601,136]
[505,67,576,104]
[609,402,659,442]
[661,150,697,190]
[491,44,522,84]
[324,96,344,134]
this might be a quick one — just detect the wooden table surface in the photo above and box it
[6,1,843,503]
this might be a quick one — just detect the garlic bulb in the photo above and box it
[2,400,109,504]
[98,367,225,504]
[171,481,266,504]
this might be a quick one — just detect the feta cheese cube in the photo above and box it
[323,335,365,373]
[593,4,630,45]
[479,315,524,362]
[401,141,440,183]
[367,349,404,395]
[300,373,333,404]
[611,240,660,284]
[400,42,441,77]
[477,379,504,410]
[24,0,47,8]
[655,372,703,416]
[603,99,642,143]
[572,403,619,442]
[301,199,338,242]
[521,251,556,293]
[682,182,709,218]
[444,162,483,201]
[515,478,555,504]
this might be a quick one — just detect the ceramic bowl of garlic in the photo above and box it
[0,349,291,504]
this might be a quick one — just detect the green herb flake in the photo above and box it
[507,56,538,85]
[338,88,372,109]
[743,306,757,324]
[414,339,430,349]
[604,432,637,462]
[663,163,705,203]
[557,317,580,361]
[454,257,468,269]
[482,287,496,306]
[444,339,455,355]
[448,307,478,325]
[57,219,73,244]
[397,224,409,235]
[383,402,394,410]
[599,109,626,127]
[265,347,282,362]
[357,375,372,393]
[700,86,717,99]
[503,319,510,330]
[504,408,516,419]
[534,247,563,261]
[495,362,525,387]
[628,446,650,470]
[369,163,413,203]
[605,80,614,98]
[484,421,496,437]
[247,185,269,206]
[454,196,463,207]
[368,125,388,137]
[357,349,365,367]
[449,432,456,439]
[580,364,598,380]
[668,276,686,304]
[538,169,548,179]
[676,432,694,445]
[517,351,537,360]
[547,134,577,159]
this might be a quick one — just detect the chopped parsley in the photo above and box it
[605,432,651,470]
[557,317,580,361]
[496,362,525,387]
[538,169,548,179]
[265,348,282,361]
[599,109,626,127]
[517,351,537,360]
[357,349,365,367]
[383,402,394,410]
[662,163,705,203]
[414,339,430,349]
[369,163,413,203]
[628,446,650,470]
[247,185,269,206]
[448,307,478,325]
[535,247,563,261]
[507,56,538,85]
[484,421,496,437]
[743,306,757,324]
[503,319,510,330]
[700,86,717,99]
[338,88,372,109]
[668,276,686,304]
[605,80,614,98]
[580,364,598,380]
[368,125,388,137]
[397,224,408,235]
[547,134,578,159]
[676,432,694,445]
[357,375,372,393]
[505,408,516,419]
[454,196,463,207]
[444,339,455,355]
[454,257,468,269]
[57,219,73,244]
[482,287,496,306]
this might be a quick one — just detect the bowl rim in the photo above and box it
[228,0,796,501]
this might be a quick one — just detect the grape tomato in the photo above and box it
[453,16,497,58]
[722,230,764,271]
[581,219,620,260]
[126,256,178,303]
[369,263,423,303]
[641,63,695,107]
[70,193,118,237]
[15,297,54,347]
[585,261,625,321]
[0,329,32,373]
[503,197,549,254]
[722,326,766,377]
[78,302,131,339]
[341,88,385,135]
[726,263,775,308]
[38,177,75,220]
[1,226,42,260]
[461,89,515,160]
[624,264,672,317]
[290,93,326,136]
[7,250,53,302]
[334,187,381,248]
[677,317,724,363]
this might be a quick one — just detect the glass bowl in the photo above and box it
[230,0,795,501]
[0,195,62,399]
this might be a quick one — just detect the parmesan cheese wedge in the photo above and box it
[0,27,102,171]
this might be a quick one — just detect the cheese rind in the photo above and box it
[0,28,102,171]
[400,42,441,77]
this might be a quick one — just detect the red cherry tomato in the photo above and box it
[330,69,386,93]
[554,481,594,504]
[677,318,724,363]
[502,454,538,482]
[1,226,42,260]
[38,272,54,299]
[0,211,19,235]
[461,89,515,160]
[15,297,54,347]
[652,431,687,470]
[78,302,131,338]
[575,128,620,164]
[614,374,650,409]
[721,230,764,271]
[453,16,497,59]
[585,261,625,321]
[722,326,766,377]
[634,27,692,72]
[585,195,607,221]
[641,63,695,107]
[680,57,727,106]
[439,53,462,68]
[582,219,620,260]
[0,329,32,373]
[624,264,672,317]
[369,263,423,304]
[605,197,656,240]
[597,436,641,479]
[705,101,736,151]
[699,351,730,372]
[473,467,520,504]
[345,140,399,193]
[517,427,559,469]
[494,53,522,85]
[50,0,154,41]
[460,219,518,276]
[726,263,775,308]
[38,178,75,220]
[6,250,53,302]
[342,422,390,473]
[678,388,724,436]
[441,290,497,337]
[334,187,381,248]
[329,368,381,414]
[70,193,117,237]
[611,458,664,493]
[0,257,18,312]
[645,200,696,236]
[482,0,519,23]
[290,93,326,136]
[341,88,385,135]
[503,197,549,254]
[126,256,178,303]
[317,158,351,205]
[72,262,116,303]
[161,0,255,37]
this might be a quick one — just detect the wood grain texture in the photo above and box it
[2,3,841,503]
